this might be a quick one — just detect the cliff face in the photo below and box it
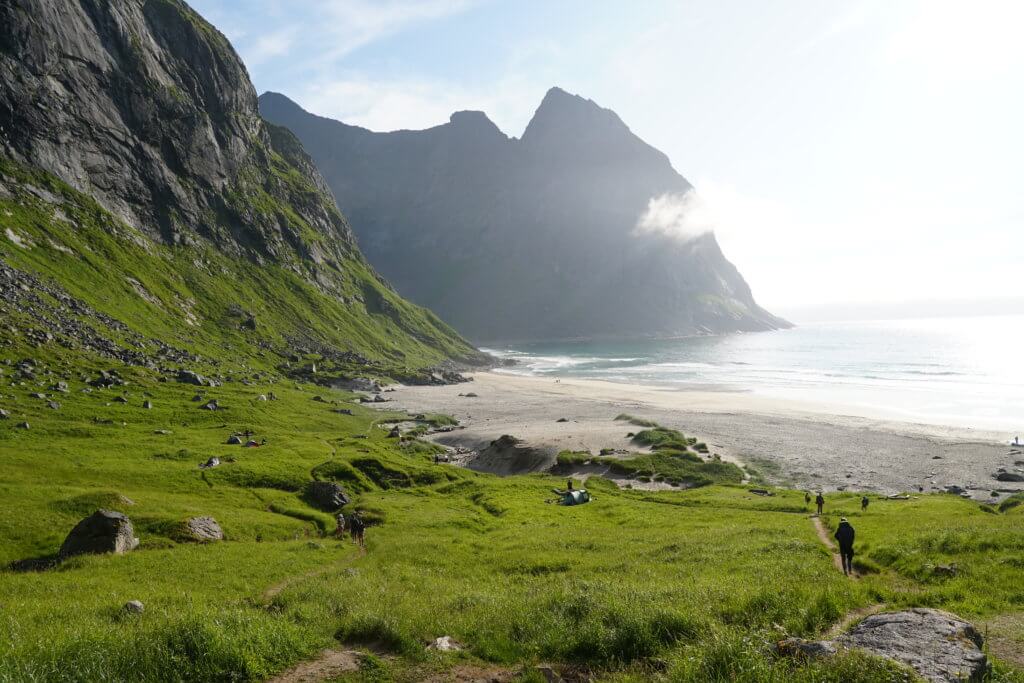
[260,88,789,342]
[0,0,481,372]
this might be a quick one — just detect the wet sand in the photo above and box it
[375,371,1023,500]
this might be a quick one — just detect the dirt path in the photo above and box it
[261,545,361,604]
[268,649,364,683]
[811,515,847,575]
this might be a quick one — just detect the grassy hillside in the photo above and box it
[0,156,481,381]
[2,344,1024,681]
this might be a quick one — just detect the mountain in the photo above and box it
[0,0,484,380]
[260,88,789,342]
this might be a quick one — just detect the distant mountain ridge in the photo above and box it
[260,88,788,342]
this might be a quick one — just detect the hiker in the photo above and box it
[334,511,345,538]
[834,517,855,576]
[566,478,574,492]
[804,491,811,505]
[815,492,825,516]
[861,495,869,511]
[350,512,366,549]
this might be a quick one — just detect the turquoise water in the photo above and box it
[483,315,1024,432]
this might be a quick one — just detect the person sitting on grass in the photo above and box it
[834,517,856,576]
[350,512,366,549]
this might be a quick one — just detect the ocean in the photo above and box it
[483,315,1024,432]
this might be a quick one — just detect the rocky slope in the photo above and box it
[0,0,483,377]
[260,88,790,342]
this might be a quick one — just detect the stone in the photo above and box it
[199,456,220,469]
[59,510,139,558]
[312,395,326,402]
[153,429,171,435]
[201,399,219,411]
[945,485,967,496]
[932,563,959,577]
[0,408,8,419]
[46,400,60,410]
[995,472,1024,482]
[775,638,837,659]
[113,396,128,403]
[388,426,401,438]
[142,400,152,409]
[177,370,208,386]
[333,408,353,415]
[335,377,381,393]
[256,394,267,401]
[305,481,350,510]
[185,516,224,542]
[29,392,46,399]
[463,392,478,398]
[427,636,462,652]
[15,421,29,429]
[556,417,569,422]
[123,600,145,614]
[837,609,987,683]
[226,434,242,445]
[52,381,69,393]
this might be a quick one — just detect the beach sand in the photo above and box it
[374,371,1023,500]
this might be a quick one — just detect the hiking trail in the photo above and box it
[261,545,362,604]
[811,515,848,575]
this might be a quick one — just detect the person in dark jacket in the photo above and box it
[834,517,855,575]
[861,495,870,511]
[815,492,825,516]
[350,512,366,549]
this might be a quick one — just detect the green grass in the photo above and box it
[2,365,1023,680]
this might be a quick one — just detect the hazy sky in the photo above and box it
[191,0,1023,318]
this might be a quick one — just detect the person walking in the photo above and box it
[861,495,869,512]
[834,517,856,576]
[350,512,366,549]
[334,511,346,539]
[815,492,825,516]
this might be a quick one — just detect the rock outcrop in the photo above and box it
[305,481,350,511]
[838,609,987,683]
[185,516,224,542]
[59,509,139,558]
[260,89,789,342]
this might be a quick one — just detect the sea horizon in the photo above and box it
[482,313,1024,433]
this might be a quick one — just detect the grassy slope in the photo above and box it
[0,156,477,376]
[2,352,1023,681]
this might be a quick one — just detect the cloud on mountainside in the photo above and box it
[634,191,712,241]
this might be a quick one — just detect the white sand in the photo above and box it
[375,371,1023,500]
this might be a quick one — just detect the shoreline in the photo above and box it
[377,371,1022,500]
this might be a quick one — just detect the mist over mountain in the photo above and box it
[260,88,789,342]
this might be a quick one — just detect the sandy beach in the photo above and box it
[376,371,1023,500]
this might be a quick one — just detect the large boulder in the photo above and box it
[185,516,224,542]
[305,481,350,511]
[838,609,987,683]
[59,509,139,558]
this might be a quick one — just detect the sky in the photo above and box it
[190,0,1023,320]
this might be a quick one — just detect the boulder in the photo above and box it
[52,381,69,393]
[199,456,220,469]
[15,421,29,429]
[123,600,145,614]
[177,370,208,386]
[185,516,224,542]
[0,408,9,419]
[226,435,242,445]
[113,395,128,403]
[201,399,219,411]
[142,400,153,409]
[427,636,462,652]
[305,481,350,510]
[995,472,1024,482]
[256,394,267,401]
[838,609,987,683]
[775,638,837,659]
[59,510,139,558]
[47,400,61,410]
[333,408,353,416]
